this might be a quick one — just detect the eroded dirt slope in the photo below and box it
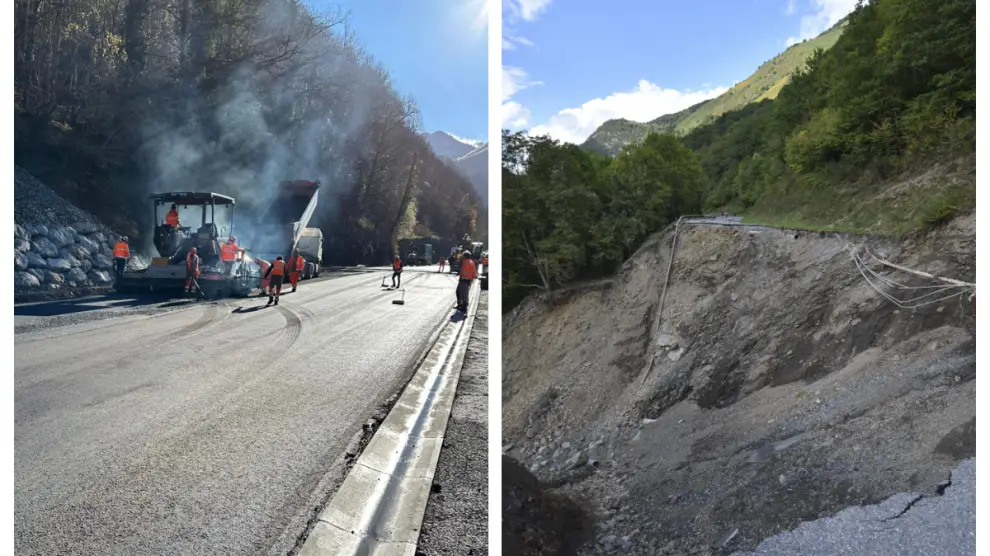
[502,215,975,555]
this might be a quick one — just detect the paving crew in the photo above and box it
[220,236,243,275]
[455,250,477,312]
[391,255,403,288]
[185,247,201,295]
[165,204,180,228]
[287,248,305,292]
[254,257,271,294]
[264,255,286,305]
[112,236,130,279]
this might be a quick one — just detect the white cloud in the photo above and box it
[503,35,535,50]
[447,132,484,147]
[502,101,532,128]
[785,0,857,46]
[527,80,729,145]
[502,66,540,101]
[786,0,798,16]
[504,0,553,23]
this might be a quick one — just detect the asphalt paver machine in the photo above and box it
[116,192,258,298]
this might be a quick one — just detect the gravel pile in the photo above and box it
[14,166,134,294]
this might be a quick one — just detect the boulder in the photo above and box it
[14,223,29,240]
[88,269,113,285]
[31,224,49,237]
[92,253,113,270]
[60,244,90,262]
[15,251,29,271]
[15,271,41,289]
[31,237,59,258]
[77,234,100,255]
[87,231,107,245]
[80,258,93,273]
[66,268,89,284]
[27,268,45,282]
[48,226,76,248]
[26,252,47,268]
[44,270,65,286]
[46,258,73,272]
[73,221,102,234]
[15,238,30,253]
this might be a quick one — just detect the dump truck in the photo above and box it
[116,192,257,298]
[448,235,483,275]
[248,180,322,280]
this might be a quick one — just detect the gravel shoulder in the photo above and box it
[416,291,489,555]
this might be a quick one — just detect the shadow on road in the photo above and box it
[14,293,180,317]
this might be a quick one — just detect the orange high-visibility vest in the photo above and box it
[270,260,285,276]
[257,260,270,274]
[290,256,305,271]
[393,259,402,271]
[221,242,239,262]
[459,259,477,280]
[481,256,488,266]
[113,242,130,258]
[186,252,199,270]
[165,211,180,227]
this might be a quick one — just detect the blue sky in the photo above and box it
[502,0,858,144]
[305,0,489,142]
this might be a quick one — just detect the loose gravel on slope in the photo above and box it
[416,292,489,555]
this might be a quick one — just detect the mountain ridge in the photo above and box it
[422,130,489,206]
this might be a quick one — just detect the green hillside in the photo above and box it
[581,21,846,156]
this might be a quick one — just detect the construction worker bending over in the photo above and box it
[392,255,403,288]
[456,250,477,312]
[112,236,130,279]
[265,256,286,305]
[185,247,201,295]
[287,249,305,292]
[166,204,180,228]
[255,257,271,294]
[220,236,243,275]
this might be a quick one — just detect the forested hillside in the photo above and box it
[581,21,847,156]
[14,0,484,264]
[502,0,975,310]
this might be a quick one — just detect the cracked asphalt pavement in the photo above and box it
[15,268,463,556]
[416,292,489,555]
[732,458,975,556]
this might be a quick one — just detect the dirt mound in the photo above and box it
[502,215,975,554]
[502,455,592,555]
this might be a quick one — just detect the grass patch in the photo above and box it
[742,161,975,236]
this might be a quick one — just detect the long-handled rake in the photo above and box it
[392,288,405,305]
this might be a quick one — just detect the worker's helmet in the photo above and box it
[171,204,177,210]
[462,251,472,259]
[228,236,236,243]
[190,247,197,254]
[276,256,284,260]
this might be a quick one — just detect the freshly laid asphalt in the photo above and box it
[15,268,464,556]
[416,292,489,555]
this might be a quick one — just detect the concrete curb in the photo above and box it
[297,282,482,556]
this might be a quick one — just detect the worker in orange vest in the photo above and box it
[220,236,243,274]
[287,249,305,292]
[264,256,286,305]
[438,256,445,273]
[165,204,180,228]
[391,255,403,288]
[254,257,271,294]
[481,253,488,267]
[112,236,130,279]
[185,247,201,295]
[455,250,477,312]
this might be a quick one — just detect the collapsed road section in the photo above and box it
[297,281,483,556]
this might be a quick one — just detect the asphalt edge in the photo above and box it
[276,287,459,556]
[293,282,481,556]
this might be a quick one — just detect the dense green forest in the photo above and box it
[503,0,975,310]
[14,0,484,264]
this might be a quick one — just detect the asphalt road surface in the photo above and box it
[15,268,464,556]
